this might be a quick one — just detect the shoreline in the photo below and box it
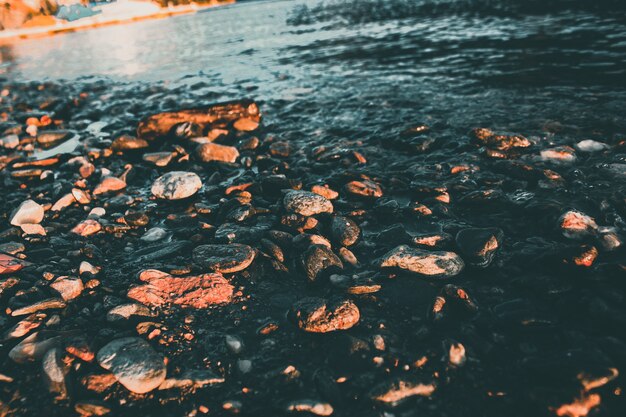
[0,1,235,45]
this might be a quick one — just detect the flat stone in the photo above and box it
[42,347,70,401]
[289,297,360,333]
[151,171,202,200]
[9,332,62,363]
[127,269,233,309]
[369,378,436,406]
[286,400,334,416]
[71,219,102,237]
[192,244,256,273]
[10,199,44,226]
[111,135,148,151]
[455,228,503,267]
[380,245,464,278]
[283,191,333,217]
[96,337,166,394]
[0,254,28,275]
[345,179,383,198]
[196,142,239,163]
[107,303,155,323]
[158,369,224,390]
[11,298,67,316]
[93,176,126,196]
[143,151,174,167]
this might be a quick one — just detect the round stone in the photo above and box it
[10,199,44,226]
[289,297,360,333]
[96,337,166,394]
[151,171,202,200]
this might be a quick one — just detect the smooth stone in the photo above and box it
[106,303,155,323]
[540,146,577,164]
[289,297,360,333]
[455,228,504,267]
[330,216,360,246]
[42,347,70,400]
[96,337,166,394]
[93,176,126,195]
[196,142,239,163]
[192,244,256,273]
[301,245,343,283]
[283,191,333,217]
[36,130,71,146]
[9,332,62,363]
[140,227,169,242]
[286,400,334,416]
[158,369,224,390]
[111,135,148,151]
[10,199,44,226]
[143,151,174,167]
[151,171,202,200]
[380,245,464,278]
[575,139,609,153]
[50,276,84,301]
[11,298,67,316]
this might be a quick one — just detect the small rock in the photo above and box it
[79,261,101,276]
[380,245,464,278]
[111,135,148,151]
[10,200,44,226]
[74,400,111,416]
[96,337,166,394]
[283,190,333,217]
[0,254,28,275]
[140,227,169,242]
[225,335,244,354]
[20,223,46,236]
[71,219,102,237]
[143,151,173,167]
[107,303,155,323]
[575,139,609,153]
[301,245,343,283]
[42,347,70,400]
[286,400,334,416]
[330,216,360,246]
[196,143,239,163]
[151,171,202,200]
[9,332,62,363]
[192,244,256,273]
[370,378,436,406]
[11,298,67,316]
[158,369,224,390]
[93,176,126,196]
[0,134,19,149]
[455,228,503,267]
[540,146,577,164]
[345,179,383,198]
[50,276,83,301]
[289,297,360,333]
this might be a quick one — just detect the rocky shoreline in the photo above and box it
[0,79,624,417]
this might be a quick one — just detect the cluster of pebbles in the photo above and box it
[0,82,624,417]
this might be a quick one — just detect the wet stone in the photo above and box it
[380,245,464,278]
[111,135,148,151]
[560,210,598,240]
[330,216,360,247]
[283,190,333,217]
[455,227,504,267]
[301,245,343,283]
[369,378,436,406]
[289,297,360,333]
[151,171,202,200]
[345,179,383,198]
[96,337,166,394]
[192,244,256,273]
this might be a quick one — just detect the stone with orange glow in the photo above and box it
[380,245,464,278]
[127,269,233,309]
[345,178,383,198]
[369,377,436,405]
[195,142,239,163]
[289,297,359,333]
[559,210,598,240]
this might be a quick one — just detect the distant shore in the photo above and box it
[0,1,235,44]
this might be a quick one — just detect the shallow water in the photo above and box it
[1,1,625,416]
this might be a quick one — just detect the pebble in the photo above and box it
[50,276,84,301]
[559,210,598,239]
[140,227,169,242]
[127,269,233,309]
[575,139,609,153]
[93,176,126,195]
[471,128,531,151]
[151,171,202,200]
[345,179,383,198]
[96,337,166,394]
[330,216,360,246]
[289,297,360,333]
[369,378,436,406]
[79,261,101,276]
[192,244,256,273]
[72,219,102,237]
[0,134,19,149]
[111,135,148,151]
[301,245,343,283]
[0,254,28,275]
[540,146,577,164]
[455,227,503,267]
[74,401,112,417]
[283,190,333,216]
[11,298,67,316]
[143,151,173,167]
[51,194,76,212]
[107,303,155,322]
[10,199,44,226]
[3,313,46,340]
[225,335,244,354]
[158,369,224,390]
[196,142,240,163]
[380,245,464,278]
[20,223,46,236]
[42,347,69,400]
[286,400,334,416]
[9,332,62,363]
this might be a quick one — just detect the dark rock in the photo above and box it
[330,216,360,247]
[301,245,343,283]
[380,245,464,278]
[289,297,360,333]
[455,227,504,267]
[192,244,256,273]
